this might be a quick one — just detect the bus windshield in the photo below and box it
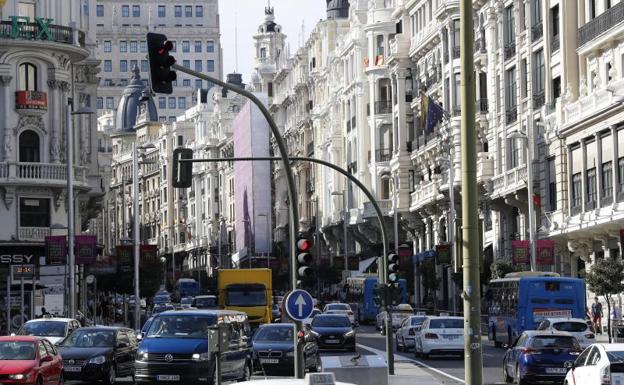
[225,284,266,306]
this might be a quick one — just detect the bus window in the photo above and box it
[555,299,574,305]
[531,298,549,304]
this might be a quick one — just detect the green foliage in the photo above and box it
[490,260,522,279]
[586,257,624,297]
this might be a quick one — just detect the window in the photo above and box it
[168,116,175,122]
[170,41,177,52]
[376,35,385,56]
[551,5,559,38]
[120,40,127,52]
[140,40,147,53]
[185,5,192,17]
[178,135,184,146]
[141,60,148,73]
[548,157,557,211]
[194,40,202,52]
[103,60,112,72]
[20,198,50,228]
[168,97,176,109]
[183,60,190,69]
[195,79,202,89]
[19,130,40,162]
[452,19,460,49]
[18,63,37,91]
[121,5,129,17]
[183,79,191,87]
[532,0,542,24]
[106,97,114,109]
[97,97,103,109]
[130,40,137,53]
[182,40,190,52]
[132,5,140,17]
[260,47,267,58]
[603,161,613,199]
[104,40,111,52]
[194,60,202,72]
[504,5,515,45]
[174,5,181,17]
[533,49,545,94]
[97,4,104,16]
[120,60,128,73]
[572,173,582,208]
[505,67,517,109]
[158,97,166,109]
[521,58,528,98]
[207,41,214,52]
[158,5,165,17]
[207,60,214,72]
[196,5,203,17]
[509,138,521,169]
[178,97,186,109]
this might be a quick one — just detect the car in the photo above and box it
[0,336,63,385]
[58,326,138,385]
[252,323,320,375]
[395,315,427,352]
[537,318,595,348]
[17,317,82,345]
[303,309,322,327]
[135,309,253,384]
[414,316,464,358]
[152,303,175,314]
[272,303,282,323]
[502,330,582,384]
[191,295,219,309]
[140,316,155,338]
[310,314,356,352]
[563,343,624,385]
[153,293,171,305]
[322,303,355,325]
[180,297,194,309]
[376,304,414,333]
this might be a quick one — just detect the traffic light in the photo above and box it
[147,32,177,94]
[388,283,401,306]
[373,284,385,308]
[172,148,193,188]
[387,253,400,284]
[296,236,314,281]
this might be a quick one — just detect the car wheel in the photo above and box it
[503,363,513,383]
[396,336,402,352]
[237,361,251,382]
[515,365,525,385]
[104,365,116,385]
[422,352,429,359]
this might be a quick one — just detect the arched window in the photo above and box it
[18,63,38,91]
[19,130,40,162]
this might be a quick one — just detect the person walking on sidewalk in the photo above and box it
[592,297,603,334]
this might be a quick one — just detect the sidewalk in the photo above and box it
[389,361,443,385]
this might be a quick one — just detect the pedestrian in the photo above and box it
[39,307,50,318]
[592,297,603,334]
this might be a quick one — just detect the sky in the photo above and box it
[218,0,327,85]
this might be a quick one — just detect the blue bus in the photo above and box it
[175,278,200,298]
[484,272,586,347]
[345,276,408,324]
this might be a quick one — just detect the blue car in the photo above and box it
[503,330,582,384]
[135,309,252,384]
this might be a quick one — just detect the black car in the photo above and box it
[252,323,320,375]
[58,326,138,385]
[191,295,218,309]
[310,314,356,351]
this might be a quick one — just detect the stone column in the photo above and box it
[612,125,619,201]
[395,68,408,154]
[0,75,13,162]
[47,79,68,163]
[581,140,587,213]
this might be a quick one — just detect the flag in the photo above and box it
[420,93,429,129]
[533,193,542,208]
[425,97,445,134]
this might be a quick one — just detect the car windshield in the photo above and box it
[146,315,216,338]
[429,319,463,329]
[530,336,579,349]
[181,298,193,305]
[154,295,169,303]
[254,326,294,342]
[61,330,115,348]
[194,297,217,308]
[326,304,349,311]
[411,317,426,326]
[0,341,36,360]
[225,284,266,306]
[18,321,66,337]
[552,322,588,333]
[607,351,624,362]
[312,316,351,328]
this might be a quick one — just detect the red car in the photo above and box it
[0,336,63,385]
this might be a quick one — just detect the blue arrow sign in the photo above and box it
[284,289,314,321]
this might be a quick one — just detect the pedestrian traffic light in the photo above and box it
[296,236,313,280]
[147,32,177,94]
[172,148,193,188]
[387,253,400,283]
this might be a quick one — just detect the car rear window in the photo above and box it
[552,322,588,333]
[530,336,579,349]
[411,317,426,326]
[429,319,463,329]
[326,304,350,311]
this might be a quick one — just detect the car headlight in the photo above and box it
[344,330,355,338]
[8,373,28,380]
[89,355,107,365]
[285,351,294,357]
[192,352,210,362]
[138,351,148,361]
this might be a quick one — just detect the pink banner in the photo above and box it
[537,239,555,266]
[75,235,97,265]
[511,240,530,264]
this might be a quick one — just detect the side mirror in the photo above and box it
[41,355,54,363]
[564,361,575,370]
[136,334,143,341]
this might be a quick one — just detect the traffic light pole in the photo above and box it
[170,64,304,378]
[181,155,394,375]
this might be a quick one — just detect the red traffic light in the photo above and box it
[296,238,312,252]
[158,40,174,55]
[297,331,305,339]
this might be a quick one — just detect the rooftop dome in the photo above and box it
[115,65,158,132]
[327,0,350,19]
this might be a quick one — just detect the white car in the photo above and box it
[414,316,464,358]
[323,303,355,325]
[537,318,595,348]
[17,317,81,345]
[376,304,415,332]
[564,343,624,385]
[395,315,427,352]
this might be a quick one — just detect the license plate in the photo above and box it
[64,366,82,372]
[545,368,567,374]
[445,335,458,340]
[325,339,340,344]
[157,375,180,381]
[260,358,279,364]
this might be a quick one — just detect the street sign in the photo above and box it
[284,289,314,321]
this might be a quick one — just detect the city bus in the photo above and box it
[484,271,586,347]
[218,268,272,326]
[345,276,408,324]
[175,278,200,299]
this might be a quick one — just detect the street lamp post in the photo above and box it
[331,191,349,272]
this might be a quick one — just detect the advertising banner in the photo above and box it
[512,240,530,264]
[87,254,117,275]
[116,245,132,273]
[536,239,555,265]
[435,244,451,265]
[75,235,97,265]
[45,236,67,265]
[140,244,159,266]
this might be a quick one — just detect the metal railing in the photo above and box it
[19,226,51,242]
[578,1,624,47]
[0,20,85,47]
[531,23,544,41]
[374,100,392,114]
[533,91,545,108]
[375,148,392,162]
[504,42,516,61]
[506,107,518,124]
[478,98,489,112]
[452,45,461,59]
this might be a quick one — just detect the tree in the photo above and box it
[490,260,522,279]
[585,257,624,342]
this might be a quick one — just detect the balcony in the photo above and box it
[505,107,518,124]
[531,23,544,41]
[563,78,624,126]
[601,195,613,207]
[533,91,545,108]
[375,148,392,162]
[477,98,489,113]
[490,166,528,199]
[0,162,89,187]
[374,100,392,114]
[0,19,86,48]
[551,36,560,52]
[19,226,51,242]
[570,205,582,216]
[363,199,392,219]
[410,178,441,212]
[474,37,487,53]
[452,45,461,59]
[477,153,494,183]
[504,42,516,61]
[578,1,624,48]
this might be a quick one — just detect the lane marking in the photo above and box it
[356,343,466,384]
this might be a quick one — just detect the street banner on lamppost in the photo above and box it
[512,240,530,264]
[75,235,97,265]
[45,236,67,265]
